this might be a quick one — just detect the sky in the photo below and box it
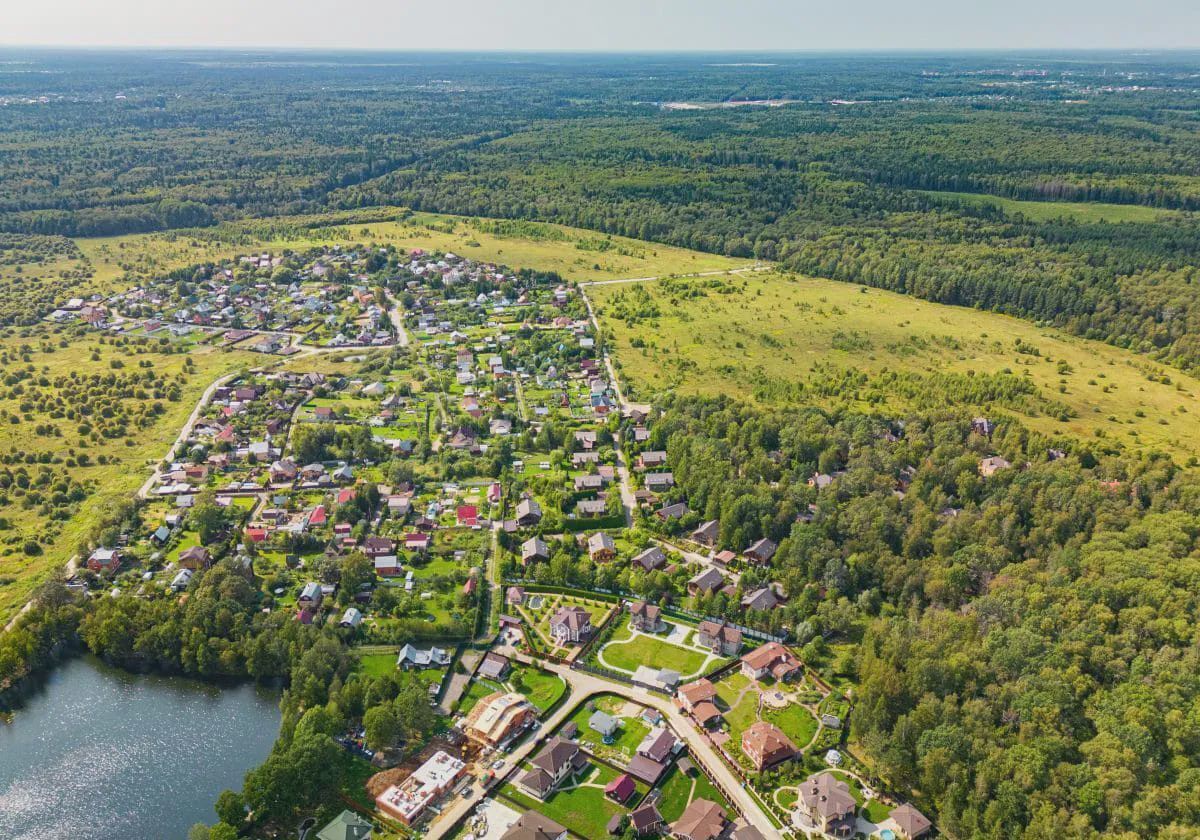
[3,0,1199,52]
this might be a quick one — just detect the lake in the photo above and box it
[0,656,280,840]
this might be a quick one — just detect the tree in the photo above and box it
[214,789,245,827]
[363,704,402,751]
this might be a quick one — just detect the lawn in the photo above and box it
[655,765,731,823]
[864,797,892,823]
[567,696,651,759]
[353,650,400,678]
[512,665,567,713]
[501,763,632,838]
[765,703,820,750]
[601,633,709,676]
[591,270,1200,465]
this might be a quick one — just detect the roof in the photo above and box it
[891,803,933,837]
[637,727,678,762]
[551,605,591,632]
[670,798,727,840]
[500,811,568,840]
[630,801,664,832]
[625,753,667,784]
[589,710,619,732]
[742,720,798,763]
[529,736,581,777]
[692,701,723,724]
[316,809,373,840]
[678,679,716,706]
[741,641,800,674]
[604,773,637,802]
[798,772,856,823]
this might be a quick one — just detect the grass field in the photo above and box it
[916,190,1180,223]
[591,271,1200,464]
[655,764,731,823]
[764,703,819,750]
[74,209,750,294]
[601,632,709,676]
[0,335,256,625]
[501,763,631,838]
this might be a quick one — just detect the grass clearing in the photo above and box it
[601,632,709,676]
[916,190,1180,223]
[591,270,1200,464]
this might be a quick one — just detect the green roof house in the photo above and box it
[317,810,373,840]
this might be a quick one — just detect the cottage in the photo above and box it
[550,605,592,644]
[506,586,527,606]
[299,581,323,607]
[604,773,637,804]
[687,567,725,597]
[576,498,608,518]
[630,600,665,633]
[696,620,743,656]
[677,679,717,712]
[629,802,665,836]
[515,737,588,800]
[588,710,620,737]
[396,644,451,670]
[631,546,666,572]
[521,537,549,565]
[315,810,373,840]
[740,586,781,612]
[743,538,776,565]
[644,472,675,491]
[797,773,856,838]
[87,547,122,574]
[890,804,934,839]
[691,519,719,547]
[656,502,689,521]
[339,607,363,628]
[741,721,798,771]
[587,531,616,562]
[740,641,802,681]
[670,799,727,840]
[979,455,1012,477]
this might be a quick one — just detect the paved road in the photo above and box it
[387,292,410,347]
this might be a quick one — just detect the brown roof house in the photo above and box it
[177,545,212,571]
[743,538,777,565]
[670,799,728,840]
[587,531,616,562]
[516,496,543,527]
[740,641,802,682]
[550,605,592,644]
[515,737,588,800]
[797,773,857,838]
[631,546,666,572]
[696,620,743,656]
[741,721,798,771]
[890,804,933,839]
[500,812,568,840]
[687,567,725,597]
[630,600,665,633]
[691,519,719,547]
[677,679,717,713]
[521,537,550,565]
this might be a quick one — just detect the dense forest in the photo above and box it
[650,395,1200,839]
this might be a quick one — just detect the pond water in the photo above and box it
[0,656,280,840]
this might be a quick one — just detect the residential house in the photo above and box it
[691,519,719,547]
[644,472,675,491]
[630,600,665,633]
[696,620,743,656]
[87,547,122,574]
[587,531,616,562]
[797,773,856,838]
[515,737,588,800]
[740,642,802,681]
[516,496,543,527]
[499,812,568,840]
[743,538,777,565]
[670,799,728,840]
[741,721,798,771]
[397,644,451,670]
[463,692,536,747]
[299,581,323,608]
[979,455,1012,477]
[637,727,680,764]
[630,802,665,836]
[339,607,363,628]
[741,587,781,612]
[677,679,717,713]
[478,652,511,681]
[637,451,667,469]
[315,810,373,840]
[656,502,689,521]
[632,546,666,572]
[687,568,725,597]
[506,586,527,607]
[588,710,620,737]
[890,804,934,840]
[550,605,592,644]
[521,537,549,565]
[605,773,637,804]
[576,499,608,518]
[177,545,212,571]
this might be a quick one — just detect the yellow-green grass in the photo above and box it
[916,190,1182,223]
[591,271,1200,463]
[764,703,819,750]
[501,763,634,838]
[0,336,256,624]
[601,633,709,676]
[74,209,750,293]
[655,764,732,823]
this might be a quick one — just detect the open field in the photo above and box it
[591,270,1200,463]
[73,209,751,295]
[0,333,256,624]
[916,190,1182,223]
